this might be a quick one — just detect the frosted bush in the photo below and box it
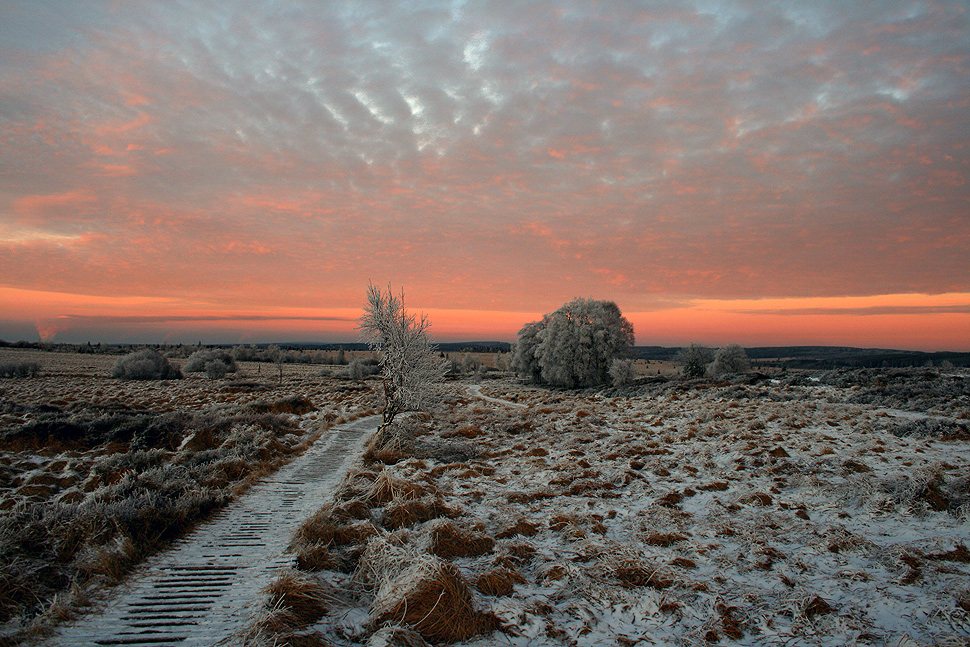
[183,349,237,374]
[610,358,637,386]
[708,344,750,378]
[111,350,181,381]
[677,343,714,378]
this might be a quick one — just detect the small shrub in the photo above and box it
[610,358,637,386]
[345,358,380,381]
[677,343,714,379]
[205,359,228,379]
[183,349,237,374]
[0,361,40,378]
[111,350,181,381]
[708,344,750,378]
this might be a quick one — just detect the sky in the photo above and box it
[1,0,968,350]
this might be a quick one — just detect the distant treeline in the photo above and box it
[3,339,969,369]
[629,345,970,368]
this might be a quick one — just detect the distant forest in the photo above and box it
[3,339,969,369]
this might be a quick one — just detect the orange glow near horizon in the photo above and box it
[3,287,967,351]
[2,3,968,353]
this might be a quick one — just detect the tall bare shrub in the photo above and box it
[357,283,447,427]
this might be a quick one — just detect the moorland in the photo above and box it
[1,346,968,646]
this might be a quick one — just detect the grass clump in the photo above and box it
[263,570,333,627]
[362,537,495,644]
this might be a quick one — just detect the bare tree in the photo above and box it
[358,283,447,427]
[266,344,285,385]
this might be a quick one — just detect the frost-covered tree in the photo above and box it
[708,344,750,377]
[514,298,635,388]
[511,317,549,383]
[678,343,715,379]
[358,283,447,427]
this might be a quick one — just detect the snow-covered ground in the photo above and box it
[293,373,970,647]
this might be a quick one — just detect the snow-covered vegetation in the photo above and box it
[512,298,635,388]
[250,368,970,647]
[0,348,380,644]
[3,346,969,647]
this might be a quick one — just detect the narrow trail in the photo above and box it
[48,415,379,647]
[466,383,526,408]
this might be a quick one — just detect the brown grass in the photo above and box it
[599,554,676,590]
[250,395,316,415]
[643,532,689,547]
[296,544,345,572]
[381,498,435,529]
[474,568,527,596]
[425,519,494,558]
[292,509,339,546]
[370,560,495,643]
[263,570,333,628]
[495,519,540,539]
[366,470,431,506]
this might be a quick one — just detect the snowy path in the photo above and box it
[47,415,379,647]
[466,384,526,408]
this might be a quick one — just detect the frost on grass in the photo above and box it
[0,348,380,644]
[262,368,970,647]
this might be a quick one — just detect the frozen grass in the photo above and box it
[250,369,970,647]
[0,348,381,644]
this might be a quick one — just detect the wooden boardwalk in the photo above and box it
[48,415,378,647]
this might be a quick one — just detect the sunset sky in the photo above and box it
[1,1,968,350]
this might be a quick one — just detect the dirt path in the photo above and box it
[466,383,526,408]
[47,415,379,647]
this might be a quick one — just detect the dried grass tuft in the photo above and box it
[263,569,333,628]
[333,520,380,546]
[245,605,303,641]
[599,553,676,589]
[803,595,834,618]
[643,532,688,547]
[357,536,495,642]
[370,559,494,643]
[424,519,494,558]
[364,423,417,464]
[292,509,339,547]
[330,499,373,522]
[296,544,344,572]
[474,567,527,596]
[335,469,379,501]
[495,519,540,539]
[366,470,430,506]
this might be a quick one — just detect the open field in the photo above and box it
[2,349,969,646]
[251,368,970,647]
